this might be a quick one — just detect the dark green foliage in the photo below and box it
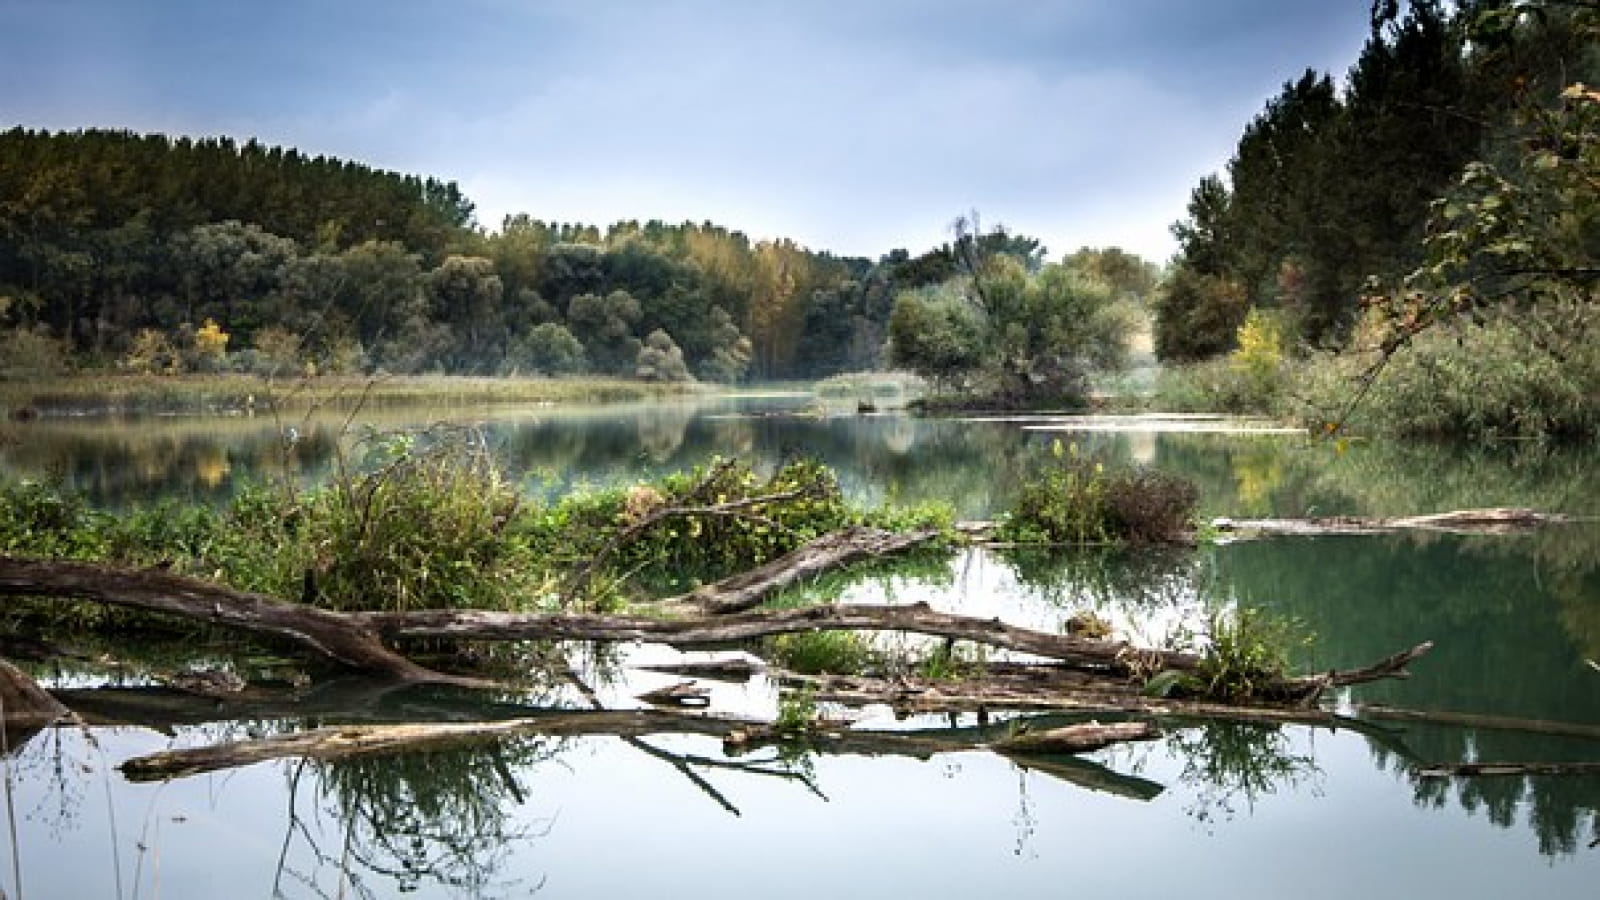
[0,129,916,381]
[0,479,111,558]
[1157,0,1595,357]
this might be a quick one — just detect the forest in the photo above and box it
[1154,0,1598,440]
[0,127,1159,388]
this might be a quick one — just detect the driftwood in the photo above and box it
[1355,703,1600,742]
[993,721,1161,755]
[0,553,1429,708]
[0,659,67,728]
[1214,507,1570,538]
[0,557,458,685]
[117,706,1166,792]
[663,526,941,614]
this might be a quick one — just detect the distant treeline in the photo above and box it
[0,127,1007,381]
[1156,0,1596,360]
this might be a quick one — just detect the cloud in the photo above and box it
[1,0,1374,261]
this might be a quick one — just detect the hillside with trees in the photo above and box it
[1,128,1043,384]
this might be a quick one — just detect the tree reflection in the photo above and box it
[1165,721,1320,829]
[278,735,560,898]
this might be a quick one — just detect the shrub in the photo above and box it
[998,441,1198,544]
[1288,303,1600,441]
[301,432,539,613]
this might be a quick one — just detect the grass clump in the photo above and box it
[301,432,540,613]
[997,439,1197,545]
[1146,605,1314,703]
[767,631,874,675]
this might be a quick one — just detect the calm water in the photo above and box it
[3,393,1598,898]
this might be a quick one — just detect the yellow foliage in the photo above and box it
[194,318,230,361]
[1229,309,1284,379]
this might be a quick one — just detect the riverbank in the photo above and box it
[0,373,708,418]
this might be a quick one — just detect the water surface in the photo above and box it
[3,394,1597,897]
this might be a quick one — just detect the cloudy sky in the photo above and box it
[1,0,1376,261]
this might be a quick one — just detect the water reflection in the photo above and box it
[6,404,1600,894]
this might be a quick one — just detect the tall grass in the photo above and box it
[998,440,1198,545]
[1,373,704,416]
[1289,308,1600,441]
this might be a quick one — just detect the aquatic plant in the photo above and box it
[998,440,1198,545]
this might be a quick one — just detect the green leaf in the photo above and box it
[1142,669,1191,698]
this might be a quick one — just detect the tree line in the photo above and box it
[1155,0,1596,362]
[2,127,1158,385]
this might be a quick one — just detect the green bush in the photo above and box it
[998,441,1198,544]
[1289,305,1600,441]
[302,433,540,613]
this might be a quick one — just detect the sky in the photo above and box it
[0,0,1377,262]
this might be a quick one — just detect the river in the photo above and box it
[2,391,1597,898]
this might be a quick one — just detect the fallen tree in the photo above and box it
[0,551,1430,706]
[1212,507,1571,538]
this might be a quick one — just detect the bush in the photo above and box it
[999,440,1198,544]
[1289,303,1600,441]
[302,432,538,613]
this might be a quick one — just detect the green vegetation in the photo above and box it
[767,631,875,676]
[0,445,951,622]
[1153,1,1597,442]
[888,217,1147,409]
[997,440,1198,545]
[0,372,700,416]
[2,130,1139,387]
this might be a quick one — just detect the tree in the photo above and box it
[699,306,753,383]
[505,322,587,375]
[634,329,694,382]
[566,290,642,374]
[886,283,986,389]
[426,256,504,372]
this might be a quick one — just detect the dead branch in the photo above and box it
[660,526,942,614]
[1355,703,1600,742]
[1215,508,1570,538]
[0,659,68,727]
[0,556,473,687]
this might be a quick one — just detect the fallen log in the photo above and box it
[0,555,1430,705]
[662,526,941,614]
[993,721,1161,755]
[116,705,1171,803]
[0,556,463,685]
[0,658,68,728]
[1355,703,1600,742]
[1214,507,1569,538]
[1417,761,1600,778]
